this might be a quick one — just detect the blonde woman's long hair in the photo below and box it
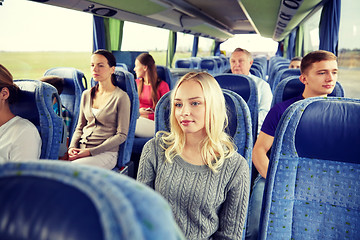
[158,72,236,172]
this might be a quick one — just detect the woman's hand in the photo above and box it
[68,147,91,161]
[139,107,154,118]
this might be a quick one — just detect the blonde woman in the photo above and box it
[137,72,249,239]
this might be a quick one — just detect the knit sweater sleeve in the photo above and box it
[213,155,250,239]
[90,90,130,155]
[136,138,158,189]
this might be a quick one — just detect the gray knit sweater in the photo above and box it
[137,137,250,240]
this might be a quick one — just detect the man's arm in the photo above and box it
[252,131,274,179]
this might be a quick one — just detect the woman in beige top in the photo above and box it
[68,50,130,169]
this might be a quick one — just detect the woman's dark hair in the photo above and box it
[0,64,19,104]
[136,53,161,108]
[91,49,117,98]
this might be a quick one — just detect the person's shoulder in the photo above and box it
[13,116,39,135]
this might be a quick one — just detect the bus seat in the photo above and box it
[190,57,202,69]
[250,67,263,80]
[253,56,268,76]
[175,59,193,69]
[220,56,230,72]
[212,56,224,73]
[268,63,289,89]
[91,69,139,172]
[157,65,175,89]
[116,63,128,71]
[155,89,253,167]
[199,58,218,75]
[44,67,87,141]
[0,160,184,240]
[271,76,345,107]
[214,74,259,140]
[11,80,63,159]
[271,68,301,91]
[251,62,266,80]
[259,97,360,240]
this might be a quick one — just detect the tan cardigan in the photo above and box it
[69,87,130,156]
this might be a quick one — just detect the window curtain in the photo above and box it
[166,31,177,67]
[275,41,284,57]
[104,18,124,51]
[212,40,222,56]
[319,0,341,55]
[295,25,304,57]
[93,16,106,52]
[93,16,124,52]
[192,36,199,57]
[287,29,297,60]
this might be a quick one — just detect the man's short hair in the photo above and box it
[231,48,253,61]
[301,50,337,74]
[290,56,302,62]
[40,76,65,95]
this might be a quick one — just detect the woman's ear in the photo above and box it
[0,87,10,101]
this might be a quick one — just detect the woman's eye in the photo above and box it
[192,101,200,106]
[175,103,182,107]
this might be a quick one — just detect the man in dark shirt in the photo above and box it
[245,50,338,240]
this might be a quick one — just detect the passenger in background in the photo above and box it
[134,53,169,137]
[289,56,302,69]
[40,75,71,136]
[40,75,70,159]
[0,64,41,162]
[137,72,249,239]
[68,49,130,169]
[247,50,338,240]
[230,48,272,134]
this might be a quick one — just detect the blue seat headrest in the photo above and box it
[283,77,342,101]
[224,93,236,137]
[215,74,251,102]
[0,176,104,240]
[200,59,215,70]
[10,89,40,127]
[295,100,360,163]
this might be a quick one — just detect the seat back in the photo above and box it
[155,89,253,166]
[271,76,345,107]
[199,58,218,75]
[91,69,139,169]
[116,63,128,71]
[271,68,301,91]
[214,74,258,139]
[259,97,360,240]
[175,59,193,68]
[157,65,175,89]
[44,67,87,140]
[0,160,184,240]
[190,57,202,69]
[11,80,63,159]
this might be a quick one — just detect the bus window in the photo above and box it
[0,0,92,80]
[197,37,213,57]
[338,0,360,98]
[302,8,322,55]
[172,33,193,67]
[121,22,168,66]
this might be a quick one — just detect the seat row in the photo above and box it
[175,56,230,75]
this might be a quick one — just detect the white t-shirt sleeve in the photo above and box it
[3,117,42,162]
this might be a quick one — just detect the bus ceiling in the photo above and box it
[29,0,326,42]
